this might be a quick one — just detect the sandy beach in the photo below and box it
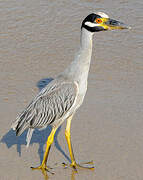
[0,0,143,179]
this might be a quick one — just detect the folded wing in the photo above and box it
[11,80,78,137]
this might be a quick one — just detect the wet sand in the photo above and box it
[0,0,143,179]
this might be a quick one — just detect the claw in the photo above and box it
[80,160,94,165]
[76,163,95,170]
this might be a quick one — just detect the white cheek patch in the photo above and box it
[85,21,100,27]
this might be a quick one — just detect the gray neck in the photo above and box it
[60,28,93,83]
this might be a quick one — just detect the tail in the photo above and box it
[11,110,30,136]
[26,128,34,148]
[12,114,34,148]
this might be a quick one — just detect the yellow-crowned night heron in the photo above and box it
[11,12,130,174]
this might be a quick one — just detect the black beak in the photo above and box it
[105,18,131,30]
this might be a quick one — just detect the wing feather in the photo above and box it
[12,80,78,136]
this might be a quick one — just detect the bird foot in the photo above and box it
[62,160,95,172]
[31,164,54,177]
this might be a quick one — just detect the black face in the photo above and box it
[81,13,105,32]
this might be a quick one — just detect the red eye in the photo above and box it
[96,18,102,24]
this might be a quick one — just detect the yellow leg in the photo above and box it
[65,115,95,171]
[31,127,57,175]
[65,115,76,166]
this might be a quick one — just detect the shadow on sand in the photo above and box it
[1,77,71,163]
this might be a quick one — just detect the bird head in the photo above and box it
[81,12,131,32]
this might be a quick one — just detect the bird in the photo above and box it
[11,12,130,175]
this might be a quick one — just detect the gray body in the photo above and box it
[11,28,93,146]
[11,12,130,148]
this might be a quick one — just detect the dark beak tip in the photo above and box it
[119,22,131,30]
[128,26,132,30]
[123,25,132,30]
